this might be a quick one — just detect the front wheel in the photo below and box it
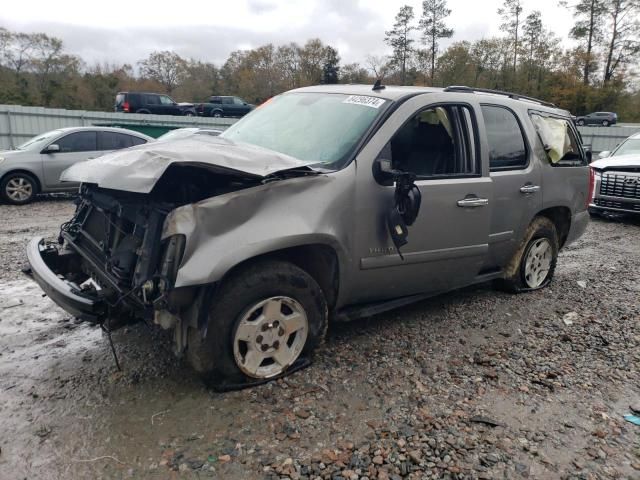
[1,172,38,205]
[602,120,610,127]
[577,120,585,126]
[496,217,559,292]
[186,260,328,389]
[212,111,223,118]
[184,111,195,117]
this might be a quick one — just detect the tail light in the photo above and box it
[586,167,595,208]
[122,101,130,113]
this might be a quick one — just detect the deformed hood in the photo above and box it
[590,153,640,170]
[61,136,314,193]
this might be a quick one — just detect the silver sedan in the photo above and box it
[0,127,152,204]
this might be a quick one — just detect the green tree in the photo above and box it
[418,0,454,85]
[497,0,524,78]
[385,5,416,84]
[322,46,340,84]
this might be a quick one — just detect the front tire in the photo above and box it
[212,111,223,118]
[187,260,328,389]
[577,120,585,126]
[602,120,610,127]
[1,172,38,205]
[497,217,559,292]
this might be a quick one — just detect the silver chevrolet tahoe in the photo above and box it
[25,84,591,389]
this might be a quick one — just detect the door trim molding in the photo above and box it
[360,244,488,270]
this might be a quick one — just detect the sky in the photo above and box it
[0,0,575,67]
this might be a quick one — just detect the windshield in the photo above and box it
[221,92,389,168]
[613,138,640,156]
[16,130,62,151]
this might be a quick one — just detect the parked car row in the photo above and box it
[115,92,255,118]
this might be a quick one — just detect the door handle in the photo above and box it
[520,184,540,194]
[457,197,489,208]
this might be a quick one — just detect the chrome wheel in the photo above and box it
[6,176,34,203]
[524,238,552,288]
[233,296,308,379]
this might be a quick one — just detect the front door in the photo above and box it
[42,131,100,188]
[159,95,180,115]
[350,95,492,304]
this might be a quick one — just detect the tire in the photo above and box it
[496,217,559,293]
[184,111,195,117]
[602,120,609,127]
[212,111,223,118]
[186,260,328,389]
[577,120,585,126]
[1,172,38,205]
[135,109,150,114]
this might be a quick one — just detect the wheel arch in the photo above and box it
[537,206,571,248]
[1,169,42,193]
[218,243,341,312]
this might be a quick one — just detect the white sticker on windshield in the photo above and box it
[342,95,386,109]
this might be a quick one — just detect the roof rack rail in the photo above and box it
[443,85,556,108]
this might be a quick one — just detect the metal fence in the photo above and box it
[577,125,640,154]
[0,104,238,150]
[2,103,639,155]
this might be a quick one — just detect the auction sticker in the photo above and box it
[343,95,386,108]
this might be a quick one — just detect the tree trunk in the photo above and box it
[604,2,619,83]
[583,0,596,85]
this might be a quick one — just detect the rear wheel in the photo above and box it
[187,260,328,389]
[577,119,585,126]
[212,111,223,118]
[184,111,195,117]
[602,120,609,127]
[497,217,559,292]
[1,172,38,205]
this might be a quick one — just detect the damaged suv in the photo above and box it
[26,85,590,389]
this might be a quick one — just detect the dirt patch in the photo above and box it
[0,200,639,479]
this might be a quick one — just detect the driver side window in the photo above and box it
[389,105,477,177]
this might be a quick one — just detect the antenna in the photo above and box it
[372,79,385,91]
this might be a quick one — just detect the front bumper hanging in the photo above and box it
[25,237,104,322]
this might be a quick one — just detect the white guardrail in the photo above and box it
[0,104,238,150]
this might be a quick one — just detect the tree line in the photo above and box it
[0,0,639,119]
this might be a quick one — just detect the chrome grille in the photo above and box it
[594,198,640,212]
[599,172,640,200]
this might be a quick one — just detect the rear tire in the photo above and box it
[577,120,585,126]
[212,111,223,118]
[186,260,328,388]
[1,172,38,205]
[496,217,559,293]
[602,120,609,127]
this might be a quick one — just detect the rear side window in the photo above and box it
[130,136,147,146]
[115,94,125,106]
[481,105,527,170]
[530,113,585,166]
[99,132,134,150]
[222,97,233,105]
[56,131,97,153]
[210,97,222,104]
[144,94,160,105]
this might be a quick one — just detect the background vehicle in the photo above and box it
[589,153,640,216]
[195,96,254,117]
[115,92,197,116]
[597,131,640,159]
[576,111,617,127]
[0,127,152,204]
[155,127,223,142]
[26,85,589,389]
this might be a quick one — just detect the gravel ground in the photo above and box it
[0,198,639,480]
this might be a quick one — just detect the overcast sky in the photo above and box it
[1,0,575,67]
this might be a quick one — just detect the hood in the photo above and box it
[590,153,640,170]
[60,136,315,193]
[177,102,194,107]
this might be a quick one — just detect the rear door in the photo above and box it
[480,104,542,269]
[42,131,99,188]
[98,131,137,152]
[352,96,492,303]
[144,94,162,114]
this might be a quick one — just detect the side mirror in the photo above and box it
[372,157,394,185]
[598,151,610,159]
[45,144,60,153]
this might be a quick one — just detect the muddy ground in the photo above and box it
[0,198,638,480]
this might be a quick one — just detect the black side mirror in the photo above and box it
[373,157,394,186]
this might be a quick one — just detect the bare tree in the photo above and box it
[365,55,392,80]
[602,0,640,83]
[138,51,187,93]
